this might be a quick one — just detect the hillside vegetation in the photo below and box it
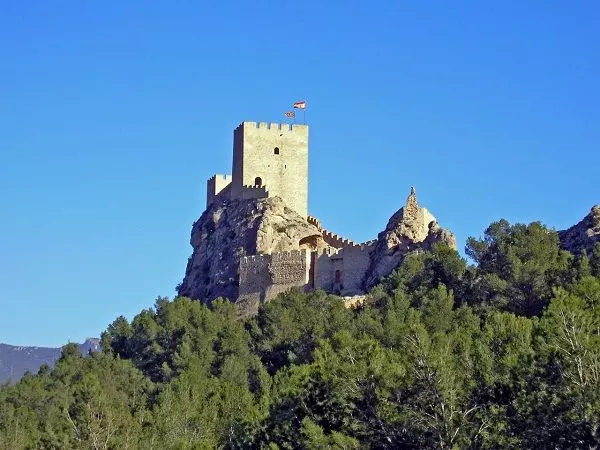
[1,220,600,449]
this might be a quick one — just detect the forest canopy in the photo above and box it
[1,220,600,449]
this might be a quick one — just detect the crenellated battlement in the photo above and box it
[242,184,268,191]
[322,229,355,248]
[319,227,376,250]
[241,184,268,200]
[235,121,308,133]
[307,215,322,230]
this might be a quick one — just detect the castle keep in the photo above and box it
[207,122,309,218]
[179,120,456,314]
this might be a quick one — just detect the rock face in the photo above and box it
[559,205,600,255]
[177,196,323,303]
[364,189,456,288]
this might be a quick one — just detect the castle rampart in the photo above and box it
[250,121,304,132]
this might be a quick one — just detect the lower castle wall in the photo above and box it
[237,250,309,313]
[238,254,272,310]
[340,245,374,293]
[314,243,375,295]
[314,251,344,293]
[238,242,374,311]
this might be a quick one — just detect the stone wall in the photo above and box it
[206,174,232,208]
[237,254,271,308]
[231,122,309,218]
[237,249,310,314]
[314,242,376,296]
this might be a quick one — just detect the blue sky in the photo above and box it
[1,1,598,346]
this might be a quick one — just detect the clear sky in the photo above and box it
[1,1,598,347]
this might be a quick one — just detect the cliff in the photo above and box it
[559,205,600,255]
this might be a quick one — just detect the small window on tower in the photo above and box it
[254,177,262,187]
[274,147,280,155]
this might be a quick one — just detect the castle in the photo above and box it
[182,120,452,312]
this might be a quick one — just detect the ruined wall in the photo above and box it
[340,243,376,294]
[237,249,310,314]
[237,254,272,313]
[206,174,232,208]
[231,122,309,218]
[266,250,310,299]
[314,248,344,293]
[314,242,376,295]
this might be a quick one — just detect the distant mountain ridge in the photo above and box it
[0,338,100,383]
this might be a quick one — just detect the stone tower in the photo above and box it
[230,122,309,218]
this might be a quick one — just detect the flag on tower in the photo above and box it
[285,111,295,118]
[293,100,307,109]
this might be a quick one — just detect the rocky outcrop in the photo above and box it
[364,188,456,288]
[559,205,600,255]
[177,196,323,303]
[178,188,456,308]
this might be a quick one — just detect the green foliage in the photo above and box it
[591,242,600,277]
[466,220,573,316]
[1,220,599,448]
